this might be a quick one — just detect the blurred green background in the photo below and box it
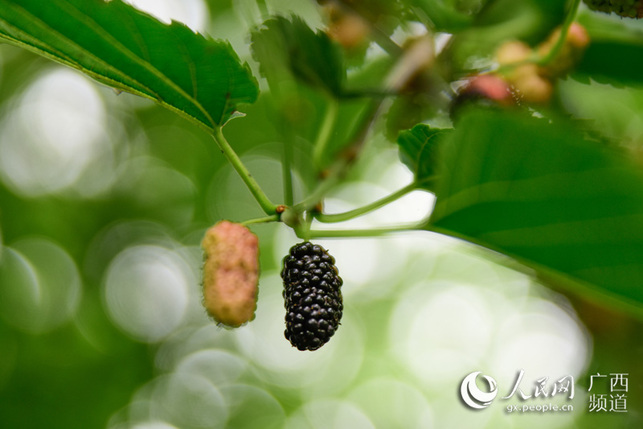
[0,0,642,428]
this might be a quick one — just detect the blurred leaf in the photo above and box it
[576,42,643,86]
[0,0,258,130]
[473,0,566,40]
[574,12,643,87]
[429,109,643,314]
[324,0,406,35]
[251,15,345,97]
[397,124,451,189]
[345,55,395,92]
[251,15,368,172]
[409,0,474,32]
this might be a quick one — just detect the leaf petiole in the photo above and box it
[293,160,346,212]
[306,219,429,239]
[241,214,280,225]
[281,121,295,208]
[313,96,340,171]
[212,126,278,215]
[315,182,420,223]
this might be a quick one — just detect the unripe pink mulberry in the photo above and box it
[202,221,259,327]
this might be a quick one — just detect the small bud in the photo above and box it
[496,40,532,66]
[325,5,371,50]
[202,221,259,327]
[459,75,515,105]
[512,73,553,104]
[450,74,516,121]
[566,23,590,50]
[494,40,553,104]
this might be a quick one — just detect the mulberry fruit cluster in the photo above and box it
[583,0,643,18]
[281,242,343,351]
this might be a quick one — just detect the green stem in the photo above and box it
[302,211,314,241]
[212,127,277,215]
[294,160,346,212]
[282,128,295,208]
[313,97,340,171]
[284,207,313,240]
[256,0,269,17]
[370,25,403,58]
[306,219,429,239]
[297,97,382,210]
[293,98,388,215]
[294,36,414,217]
[241,214,280,226]
[315,182,420,223]
[536,0,582,67]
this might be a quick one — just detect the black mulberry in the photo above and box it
[281,242,343,351]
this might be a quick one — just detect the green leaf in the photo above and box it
[251,15,345,97]
[397,124,451,189]
[0,0,258,130]
[574,12,643,87]
[576,42,643,87]
[429,109,643,314]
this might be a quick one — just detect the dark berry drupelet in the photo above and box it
[281,242,343,351]
[582,0,643,18]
